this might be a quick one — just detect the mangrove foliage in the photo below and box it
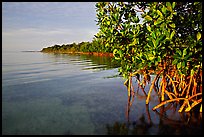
[95,2,202,113]
[41,38,113,54]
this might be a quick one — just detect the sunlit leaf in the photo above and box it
[147,25,151,32]
[145,15,152,21]
[161,5,166,14]
[183,48,187,56]
[157,56,161,62]
[154,19,163,25]
[172,59,178,65]
[152,39,156,47]
[172,2,176,9]
[157,10,163,17]
[173,12,177,15]
[197,32,201,41]
[149,56,155,61]
[153,50,156,55]
[170,30,175,39]
[177,62,181,69]
[191,69,195,76]
[169,23,176,28]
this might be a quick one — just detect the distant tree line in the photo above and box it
[41,38,113,53]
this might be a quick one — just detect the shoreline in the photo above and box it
[41,51,114,57]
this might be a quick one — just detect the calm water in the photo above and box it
[2,51,202,135]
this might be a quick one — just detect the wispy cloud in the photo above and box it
[2,27,98,51]
[3,2,97,29]
[3,27,98,39]
[3,28,69,36]
[2,2,98,51]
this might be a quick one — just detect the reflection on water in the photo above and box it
[106,102,202,135]
[2,51,202,135]
[47,53,119,70]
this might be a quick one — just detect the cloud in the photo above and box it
[3,2,97,29]
[3,28,68,36]
[2,27,98,51]
[2,2,99,51]
[2,27,97,39]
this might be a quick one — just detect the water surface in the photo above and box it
[2,51,202,135]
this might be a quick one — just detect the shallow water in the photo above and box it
[2,51,202,135]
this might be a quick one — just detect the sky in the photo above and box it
[2,2,99,51]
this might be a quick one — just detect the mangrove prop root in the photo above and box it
[153,98,187,111]
[125,64,202,114]
[146,69,164,105]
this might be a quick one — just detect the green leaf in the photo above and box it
[197,32,201,41]
[180,15,184,20]
[105,42,109,47]
[173,12,177,15]
[152,32,156,39]
[145,15,152,21]
[148,41,153,47]
[159,34,166,42]
[155,38,160,47]
[183,48,187,56]
[177,50,182,56]
[161,6,166,14]
[172,2,176,9]
[152,39,156,47]
[134,16,139,23]
[169,23,176,28]
[157,56,161,62]
[153,50,156,55]
[110,28,114,33]
[190,69,195,76]
[147,25,151,32]
[126,65,131,71]
[115,56,120,60]
[185,54,191,60]
[118,50,123,57]
[113,49,118,55]
[166,2,172,12]
[114,14,119,21]
[182,61,186,67]
[149,56,155,61]
[154,19,163,25]
[170,30,175,39]
[177,62,181,69]
[132,56,135,62]
[157,10,163,17]
[172,59,178,65]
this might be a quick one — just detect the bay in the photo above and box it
[2,51,202,135]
